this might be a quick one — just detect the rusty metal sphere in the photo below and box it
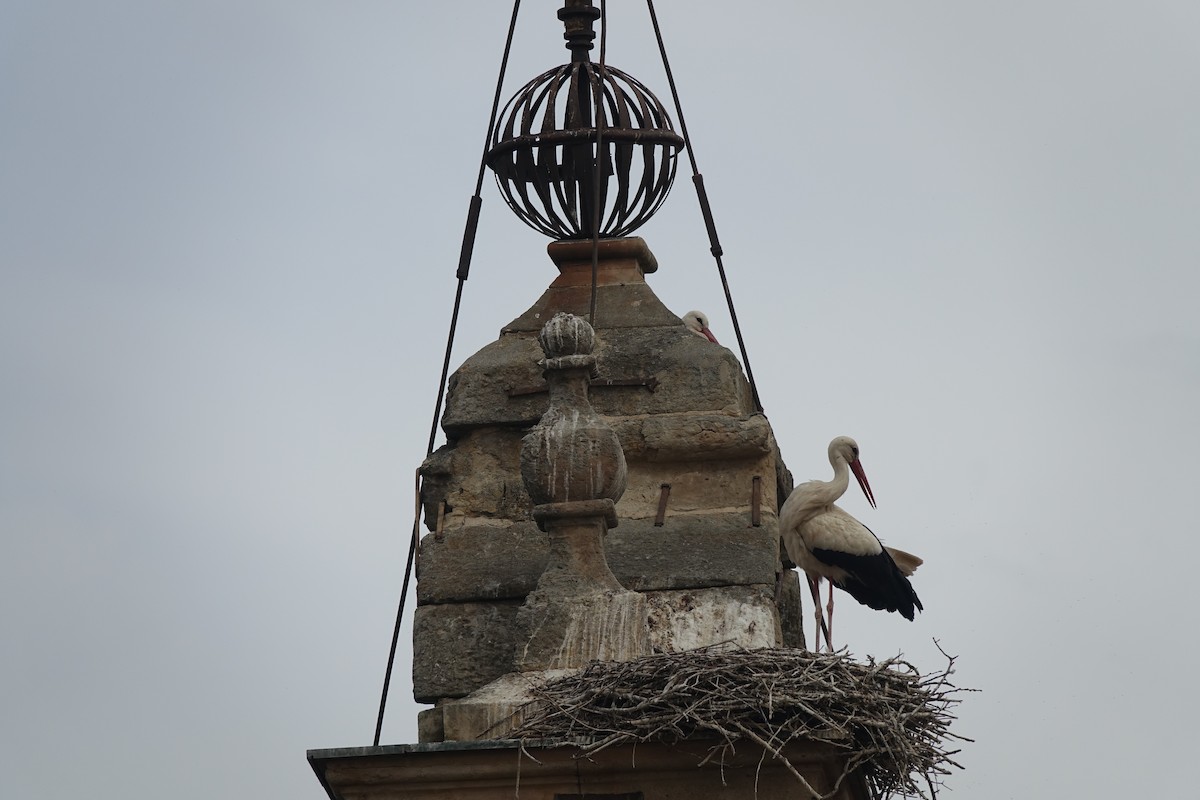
[486,62,684,240]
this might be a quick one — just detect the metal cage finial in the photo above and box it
[485,2,684,240]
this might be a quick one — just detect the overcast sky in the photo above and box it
[3,2,1198,798]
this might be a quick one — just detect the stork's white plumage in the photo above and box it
[682,310,718,343]
[779,436,922,652]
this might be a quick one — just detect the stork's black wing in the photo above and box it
[810,546,924,621]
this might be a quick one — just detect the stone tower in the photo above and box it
[412,236,799,740]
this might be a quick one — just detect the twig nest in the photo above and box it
[508,646,973,800]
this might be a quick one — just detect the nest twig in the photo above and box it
[506,644,973,799]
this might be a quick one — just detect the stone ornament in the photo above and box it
[520,312,627,513]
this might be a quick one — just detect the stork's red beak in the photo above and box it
[700,327,718,344]
[850,459,876,509]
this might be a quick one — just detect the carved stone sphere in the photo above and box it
[538,312,595,361]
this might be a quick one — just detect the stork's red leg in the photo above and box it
[826,580,836,651]
[806,575,826,652]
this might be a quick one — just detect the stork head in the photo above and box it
[829,435,876,509]
[682,310,718,343]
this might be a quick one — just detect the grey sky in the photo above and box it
[2,2,1198,797]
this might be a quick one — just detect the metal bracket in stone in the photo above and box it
[506,376,659,398]
[654,483,671,527]
[751,475,763,527]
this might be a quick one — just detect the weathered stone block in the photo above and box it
[427,419,774,530]
[412,601,520,703]
[441,326,754,435]
[590,326,755,417]
[421,428,533,528]
[618,454,778,519]
[417,522,542,603]
[440,333,545,434]
[416,706,445,743]
[607,517,780,591]
[645,584,780,652]
[436,669,576,742]
[426,427,789,539]
[613,411,773,461]
[417,513,780,604]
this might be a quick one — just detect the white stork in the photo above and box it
[779,436,923,652]
[682,310,719,343]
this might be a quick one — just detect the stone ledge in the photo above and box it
[310,735,872,800]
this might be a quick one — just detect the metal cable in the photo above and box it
[645,0,764,413]
[373,0,523,747]
[587,0,608,325]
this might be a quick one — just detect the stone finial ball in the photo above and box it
[538,312,595,360]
